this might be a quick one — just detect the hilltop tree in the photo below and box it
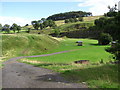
[48,20,56,28]
[31,21,39,30]
[39,23,44,30]
[43,20,49,27]
[47,11,92,21]
[3,24,10,33]
[41,18,46,22]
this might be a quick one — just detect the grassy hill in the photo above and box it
[2,34,59,58]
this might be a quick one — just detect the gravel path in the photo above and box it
[2,50,88,88]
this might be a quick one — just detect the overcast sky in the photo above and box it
[0,0,119,26]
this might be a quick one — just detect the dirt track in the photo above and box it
[2,50,88,88]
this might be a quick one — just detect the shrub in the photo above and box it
[65,19,69,23]
[54,29,60,37]
[98,33,112,45]
[78,17,83,21]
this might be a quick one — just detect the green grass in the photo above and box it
[19,38,119,88]
[26,38,111,63]
[2,34,59,58]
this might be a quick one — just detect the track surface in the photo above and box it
[2,50,87,88]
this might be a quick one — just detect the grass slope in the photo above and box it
[25,38,111,63]
[19,38,118,88]
[2,34,59,58]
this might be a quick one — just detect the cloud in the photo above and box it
[0,16,32,26]
[78,0,120,15]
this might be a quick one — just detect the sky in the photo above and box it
[0,0,119,26]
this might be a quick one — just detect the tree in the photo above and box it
[3,24,10,33]
[25,24,29,26]
[17,25,21,33]
[0,24,2,31]
[31,21,39,30]
[43,20,49,27]
[48,20,56,28]
[11,23,18,33]
[65,19,69,23]
[105,4,117,17]
[47,11,92,21]
[105,12,120,61]
[98,33,112,45]
[41,18,46,22]
[54,29,60,37]
[69,18,75,23]
[39,23,44,30]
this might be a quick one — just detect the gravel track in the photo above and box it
[2,50,88,88]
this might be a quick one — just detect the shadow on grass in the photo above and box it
[34,63,69,67]
[89,44,102,46]
[61,64,119,84]
[89,43,109,46]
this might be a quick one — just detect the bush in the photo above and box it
[54,29,60,37]
[65,19,69,23]
[106,42,120,61]
[98,33,112,45]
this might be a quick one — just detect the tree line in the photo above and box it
[90,4,120,62]
[31,18,56,30]
[65,17,83,23]
[0,23,21,33]
[47,11,92,21]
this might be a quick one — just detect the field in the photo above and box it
[24,38,111,63]
[1,15,119,88]
[18,38,119,88]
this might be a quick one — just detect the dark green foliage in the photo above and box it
[11,23,21,33]
[105,12,117,17]
[27,28,31,33]
[0,24,2,31]
[31,21,40,30]
[73,18,78,22]
[104,4,117,17]
[39,23,44,30]
[98,33,112,45]
[78,17,83,21]
[11,23,18,33]
[54,29,60,37]
[47,11,92,21]
[31,19,57,30]
[3,24,10,33]
[69,18,75,23]
[25,24,29,26]
[48,20,56,28]
[106,42,120,61]
[65,17,83,23]
[17,25,21,33]
[65,19,69,23]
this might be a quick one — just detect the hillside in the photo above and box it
[2,34,59,58]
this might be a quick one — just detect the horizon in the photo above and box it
[0,0,119,26]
